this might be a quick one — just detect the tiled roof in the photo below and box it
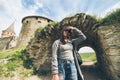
[4,22,15,33]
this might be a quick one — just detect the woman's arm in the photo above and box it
[51,40,60,80]
[72,27,87,46]
[51,40,59,74]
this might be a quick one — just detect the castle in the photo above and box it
[0,22,17,50]
[0,16,53,50]
[1,22,16,37]
[16,16,53,47]
[0,14,120,79]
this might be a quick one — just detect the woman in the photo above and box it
[51,25,86,80]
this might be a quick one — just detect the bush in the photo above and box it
[101,8,120,25]
[0,48,27,77]
[35,26,44,37]
[6,61,19,71]
[23,58,34,69]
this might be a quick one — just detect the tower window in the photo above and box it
[38,21,41,23]
[26,21,29,23]
[47,19,50,22]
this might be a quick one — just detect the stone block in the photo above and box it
[109,55,120,62]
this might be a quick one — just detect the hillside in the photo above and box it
[0,47,104,80]
[0,47,37,80]
[0,9,120,80]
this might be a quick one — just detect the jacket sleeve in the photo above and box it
[72,28,86,46]
[51,40,59,74]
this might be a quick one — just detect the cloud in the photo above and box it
[0,0,120,37]
[1,0,120,53]
[0,0,43,36]
[36,0,83,21]
[78,47,95,53]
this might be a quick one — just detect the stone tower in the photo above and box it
[17,16,53,47]
[1,22,16,37]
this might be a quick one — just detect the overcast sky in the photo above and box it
[0,0,120,52]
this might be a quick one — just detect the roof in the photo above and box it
[4,22,15,33]
[22,15,53,23]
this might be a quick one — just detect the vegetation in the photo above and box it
[0,47,25,59]
[48,21,57,25]
[99,8,120,25]
[80,52,97,63]
[0,47,34,77]
[35,26,45,37]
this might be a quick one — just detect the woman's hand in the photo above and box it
[52,74,59,80]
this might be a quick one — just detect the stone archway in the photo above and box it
[25,13,120,80]
[78,46,97,65]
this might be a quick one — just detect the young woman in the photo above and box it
[51,26,86,80]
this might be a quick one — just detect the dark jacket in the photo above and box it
[72,28,86,80]
[72,42,84,80]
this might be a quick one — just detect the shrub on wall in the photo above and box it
[101,8,120,25]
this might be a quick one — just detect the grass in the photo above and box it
[99,8,120,25]
[48,21,57,25]
[80,52,97,63]
[0,47,34,77]
[0,47,25,59]
[35,26,45,37]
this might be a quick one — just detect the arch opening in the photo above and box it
[78,46,106,79]
[78,46,97,66]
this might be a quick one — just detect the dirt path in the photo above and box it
[81,62,106,80]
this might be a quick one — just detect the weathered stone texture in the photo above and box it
[25,24,54,74]
[97,25,120,79]
[0,36,17,51]
[25,13,98,75]
[25,13,120,80]
[16,16,53,47]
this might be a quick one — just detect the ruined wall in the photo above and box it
[1,31,16,37]
[16,16,53,47]
[97,25,120,79]
[25,13,120,80]
[0,36,17,51]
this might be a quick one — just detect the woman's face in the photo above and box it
[63,30,68,37]
[62,26,73,38]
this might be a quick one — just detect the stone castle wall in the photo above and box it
[0,36,17,51]
[97,25,120,79]
[16,16,53,47]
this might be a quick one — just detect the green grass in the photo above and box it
[48,21,57,25]
[0,47,34,77]
[80,52,97,63]
[0,48,23,76]
[35,26,45,37]
[0,47,25,59]
[100,8,120,25]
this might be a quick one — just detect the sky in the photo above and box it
[0,0,120,52]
